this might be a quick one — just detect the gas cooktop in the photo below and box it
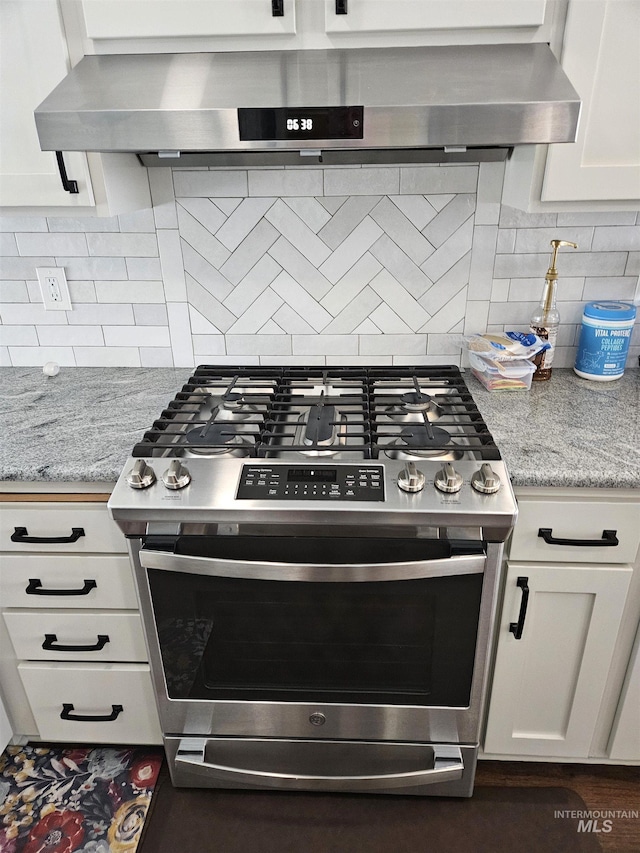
[132,365,499,463]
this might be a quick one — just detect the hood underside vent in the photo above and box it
[35,44,580,165]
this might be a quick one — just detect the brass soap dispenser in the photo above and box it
[530,239,577,381]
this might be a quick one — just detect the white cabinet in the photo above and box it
[0,495,161,745]
[0,0,150,213]
[324,0,547,35]
[608,623,640,761]
[484,489,640,762]
[484,560,632,757]
[504,0,640,209]
[82,0,296,40]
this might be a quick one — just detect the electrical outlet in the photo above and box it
[36,267,72,311]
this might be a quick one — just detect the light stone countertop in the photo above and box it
[1,367,639,489]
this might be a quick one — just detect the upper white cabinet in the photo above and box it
[542,0,640,202]
[82,0,296,40]
[0,0,95,208]
[504,0,640,209]
[0,0,150,213]
[324,0,547,34]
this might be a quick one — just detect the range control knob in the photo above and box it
[434,463,463,494]
[162,460,191,490]
[471,463,501,494]
[126,459,156,490]
[397,462,425,493]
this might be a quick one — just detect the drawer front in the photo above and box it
[4,611,148,662]
[509,500,640,564]
[1,503,126,553]
[18,662,162,744]
[0,555,137,609]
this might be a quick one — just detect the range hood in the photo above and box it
[35,44,580,167]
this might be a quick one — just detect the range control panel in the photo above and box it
[236,465,385,501]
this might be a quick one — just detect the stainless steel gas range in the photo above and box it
[108,365,517,797]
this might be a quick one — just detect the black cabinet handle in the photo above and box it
[336,0,348,13]
[43,634,109,652]
[26,578,97,597]
[509,576,529,640]
[272,0,284,16]
[538,528,619,547]
[56,151,79,194]
[60,703,123,722]
[11,526,85,544]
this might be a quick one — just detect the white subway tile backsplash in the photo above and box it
[1,326,38,346]
[95,281,166,303]
[9,346,76,366]
[16,233,87,256]
[1,168,638,369]
[173,170,248,197]
[248,170,322,197]
[38,326,104,347]
[324,168,399,197]
[87,233,157,258]
[140,347,174,367]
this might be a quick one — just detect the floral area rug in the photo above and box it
[0,744,163,853]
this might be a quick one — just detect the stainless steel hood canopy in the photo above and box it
[35,44,580,167]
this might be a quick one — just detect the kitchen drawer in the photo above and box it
[18,662,162,744]
[1,503,126,553]
[0,555,138,609]
[509,499,640,564]
[4,611,148,662]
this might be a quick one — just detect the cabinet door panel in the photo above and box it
[608,622,640,761]
[83,0,296,39]
[325,0,546,33]
[484,562,632,757]
[0,0,94,207]
[542,0,640,201]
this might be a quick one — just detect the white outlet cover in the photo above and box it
[36,267,72,311]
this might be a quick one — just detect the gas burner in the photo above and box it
[401,391,433,411]
[184,423,253,457]
[303,404,336,447]
[384,425,464,461]
[383,395,442,423]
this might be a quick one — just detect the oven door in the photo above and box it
[136,535,496,747]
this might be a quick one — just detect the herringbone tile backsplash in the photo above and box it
[1,163,639,367]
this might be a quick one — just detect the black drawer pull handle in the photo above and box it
[60,703,123,722]
[11,526,85,544]
[56,151,79,194]
[43,633,109,652]
[538,528,619,547]
[26,578,97,597]
[509,576,529,640]
[336,0,348,13]
[272,0,284,16]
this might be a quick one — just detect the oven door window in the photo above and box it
[146,538,483,708]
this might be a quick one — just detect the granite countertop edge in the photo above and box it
[1,367,639,492]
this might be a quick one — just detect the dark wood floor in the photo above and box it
[476,761,640,853]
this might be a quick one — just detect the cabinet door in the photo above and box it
[82,0,296,39]
[324,0,546,34]
[0,0,94,207]
[542,0,640,202]
[608,622,640,761]
[484,561,632,758]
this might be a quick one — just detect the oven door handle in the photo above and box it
[174,740,464,791]
[138,549,485,581]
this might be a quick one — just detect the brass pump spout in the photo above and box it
[547,239,578,280]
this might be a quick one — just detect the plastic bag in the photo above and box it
[462,331,549,362]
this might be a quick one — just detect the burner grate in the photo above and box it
[131,365,501,461]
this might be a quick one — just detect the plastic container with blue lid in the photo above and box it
[574,301,636,381]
